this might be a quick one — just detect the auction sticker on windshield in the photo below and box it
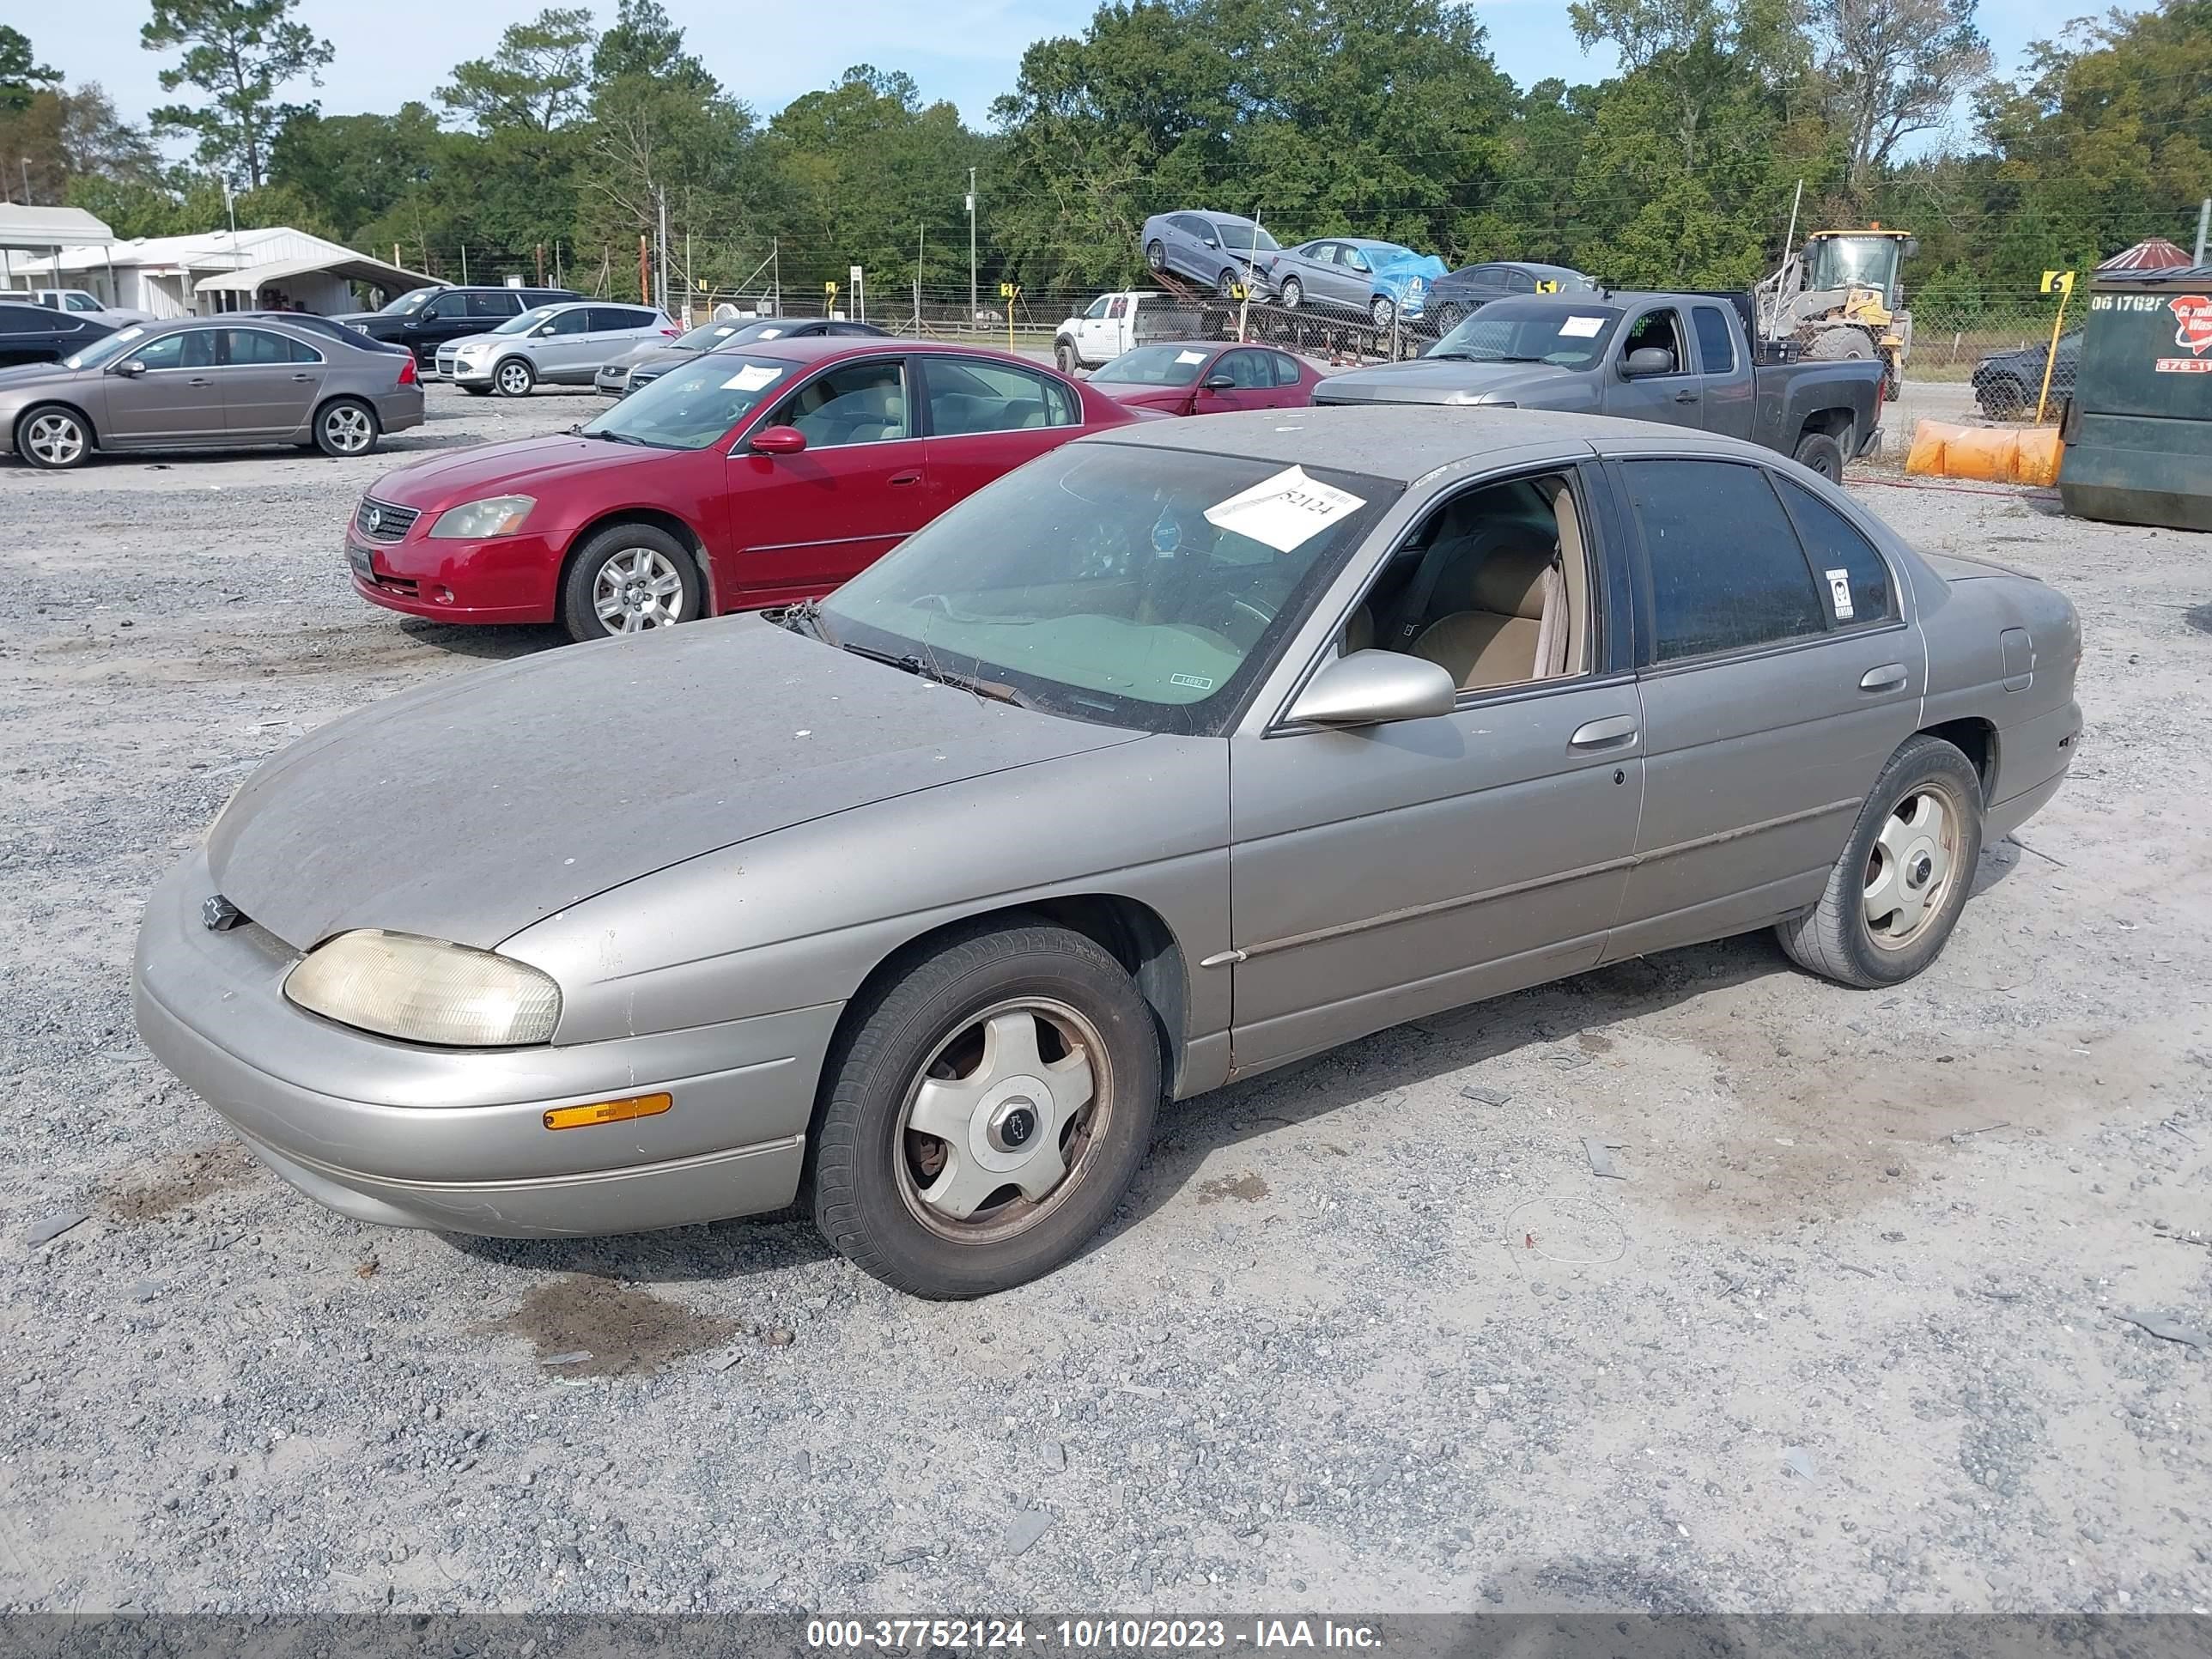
[1203,466,1365,553]
[1559,315,1607,337]
[724,364,782,391]
[1176,349,1207,365]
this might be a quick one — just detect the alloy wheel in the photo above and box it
[1863,787,1960,948]
[894,998,1109,1245]
[24,411,86,467]
[497,361,532,397]
[591,547,686,634]
[323,404,373,454]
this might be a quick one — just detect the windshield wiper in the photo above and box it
[580,428,647,445]
[836,640,1030,708]
[777,599,831,641]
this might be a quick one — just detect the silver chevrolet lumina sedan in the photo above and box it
[133,407,2081,1297]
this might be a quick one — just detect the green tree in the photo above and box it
[1,24,61,113]
[1807,0,1990,197]
[141,0,335,189]
[440,8,595,132]
[3,82,164,210]
[270,105,444,241]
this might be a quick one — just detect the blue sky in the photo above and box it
[35,0,2098,143]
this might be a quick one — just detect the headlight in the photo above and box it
[284,929,561,1046]
[428,495,535,538]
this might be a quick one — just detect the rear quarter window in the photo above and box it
[1773,475,1897,627]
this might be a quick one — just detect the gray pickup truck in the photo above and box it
[1316,291,1886,479]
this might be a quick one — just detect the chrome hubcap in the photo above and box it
[897,999,1106,1240]
[25,413,83,465]
[592,548,684,634]
[1864,787,1958,947]
[325,406,371,452]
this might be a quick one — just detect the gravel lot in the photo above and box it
[2,382,2208,1617]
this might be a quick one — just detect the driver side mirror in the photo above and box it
[1200,373,1236,390]
[112,359,148,378]
[1290,650,1457,727]
[1621,346,1675,378]
[750,424,807,455]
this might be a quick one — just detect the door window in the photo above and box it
[422,295,466,319]
[1692,305,1736,375]
[1342,247,1372,273]
[65,293,100,312]
[1624,460,1827,662]
[1084,295,1111,320]
[1623,309,1688,374]
[1304,243,1339,265]
[1268,351,1304,386]
[1505,268,1539,293]
[1172,214,1216,243]
[771,359,911,447]
[592,307,658,331]
[129,330,219,370]
[1218,349,1273,390]
[923,358,1078,434]
[1772,476,1896,628]
[1107,296,1127,319]
[222,328,318,366]
[539,307,592,337]
[467,291,522,318]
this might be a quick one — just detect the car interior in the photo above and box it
[1342,473,1593,692]
[775,363,910,446]
[1622,309,1686,373]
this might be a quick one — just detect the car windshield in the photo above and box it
[378,290,432,315]
[578,352,792,449]
[1091,344,1212,386]
[495,306,560,336]
[64,324,149,369]
[1213,222,1279,252]
[674,319,759,349]
[816,443,1395,736]
[1427,300,1622,368]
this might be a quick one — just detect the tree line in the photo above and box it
[1,0,2205,312]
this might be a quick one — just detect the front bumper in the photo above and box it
[594,365,632,397]
[132,847,841,1237]
[435,348,497,385]
[345,521,564,624]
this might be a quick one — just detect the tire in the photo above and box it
[1054,340,1078,375]
[15,404,92,471]
[559,522,703,641]
[1279,277,1303,311]
[1777,735,1984,989]
[1146,240,1166,273]
[1791,429,1846,481]
[1433,302,1465,331]
[313,398,380,458]
[1218,268,1239,297]
[1370,295,1395,328]
[1806,328,1874,362]
[1978,375,2026,421]
[492,356,536,398]
[461,386,491,398]
[810,921,1161,1298]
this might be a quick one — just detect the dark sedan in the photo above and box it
[0,300,116,368]
[1972,331,2078,419]
[596,316,890,396]
[233,311,412,356]
[1423,262,1594,332]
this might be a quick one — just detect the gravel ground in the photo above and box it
[1,383,2207,1617]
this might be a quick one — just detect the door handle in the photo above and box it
[186,376,211,386]
[1672,390,1699,403]
[1859,663,1909,693]
[1568,714,1639,751]
[889,471,922,486]
[290,373,313,382]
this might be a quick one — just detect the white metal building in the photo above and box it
[5,226,430,318]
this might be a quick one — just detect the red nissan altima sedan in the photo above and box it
[1085,339,1326,416]
[345,338,1143,641]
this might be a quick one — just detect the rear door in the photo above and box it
[918,355,1086,520]
[104,325,225,443]
[217,325,326,436]
[0,305,70,367]
[584,307,665,379]
[722,354,923,599]
[1691,302,1755,441]
[1604,451,1917,957]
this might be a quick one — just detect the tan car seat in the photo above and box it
[1410,544,1565,690]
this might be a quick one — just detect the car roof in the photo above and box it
[732,336,1066,370]
[1077,404,1770,483]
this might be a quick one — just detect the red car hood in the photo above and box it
[1101,386,1194,414]
[368,434,665,510]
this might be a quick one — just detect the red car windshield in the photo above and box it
[1092,345,1213,388]
[578,353,793,449]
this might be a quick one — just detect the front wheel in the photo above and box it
[493,356,536,398]
[810,922,1161,1298]
[1777,735,1984,988]
[314,398,380,458]
[16,404,92,470]
[1370,295,1395,328]
[560,523,702,641]
[1054,340,1078,375]
[1432,302,1465,331]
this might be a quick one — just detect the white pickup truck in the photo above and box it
[1054,289,1211,373]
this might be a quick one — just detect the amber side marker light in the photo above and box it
[543,1093,673,1132]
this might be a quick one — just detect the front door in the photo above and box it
[104,325,224,444]
[1604,453,1919,957]
[217,325,326,436]
[1188,348,1282,417]
[1603,304,1704,429]
[723,354,925,601]
[527,307,597,380]
[918,355,1085,520]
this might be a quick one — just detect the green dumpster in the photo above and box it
[2057,264,2212,532]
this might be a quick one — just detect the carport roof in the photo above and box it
[0,204,115,251]
[193,249,433,296]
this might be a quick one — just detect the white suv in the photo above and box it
[438,301,678,397]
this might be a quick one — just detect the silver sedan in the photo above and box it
[0,317,423,469]
[134,408,2081,1297]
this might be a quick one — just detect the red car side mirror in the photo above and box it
[750,425,807,455]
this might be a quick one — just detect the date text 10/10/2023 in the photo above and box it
[805,1618,1386,1650]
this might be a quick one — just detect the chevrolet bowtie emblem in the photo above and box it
[202,895,244,932]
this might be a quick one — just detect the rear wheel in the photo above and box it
[1145,240,1166,273]
[1777,735,1984,988]
[1433,301,1466,331]
[1806,327,1875,362]
[493,356,536,398]
[559,522,702,642]
[314,398,380,458]
[1978,375,2027,420]
[810,921,1160,1298]
[16,404,91,471]
[1279,277,1303,311]
[1791,429,1846,481]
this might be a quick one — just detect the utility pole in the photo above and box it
[967,167,978,330]
[915,223,927,334]
[2197,198,2210,266]
[772,238,781,317]
[656,186,671,316]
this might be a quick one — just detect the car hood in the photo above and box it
[368,434,668,508]
[1097,385,1193,411]
[1315,359,1572,405]
[205,617,1146,951]
[0,361,92,394]
[618,343,694,374]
